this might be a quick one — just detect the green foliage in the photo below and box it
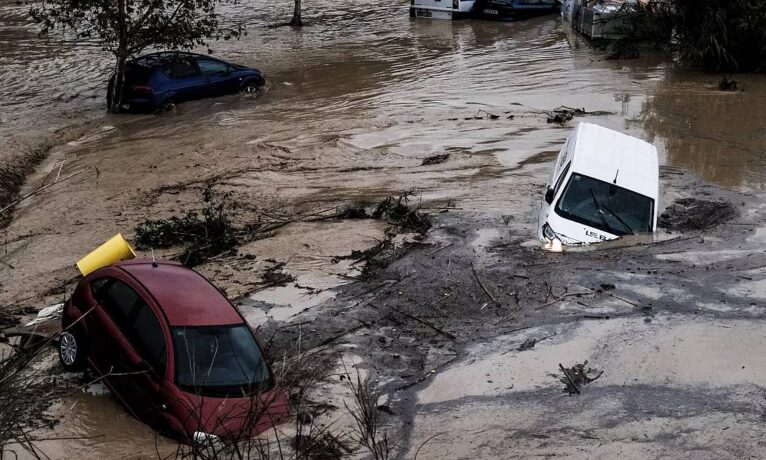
[649,0,766,72]
[134,183,239,266]
[29,0,243,110]
[29,0,241,56]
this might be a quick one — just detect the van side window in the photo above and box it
[553,162,571,195]
[100,280,140,330]
[129,303,167,375]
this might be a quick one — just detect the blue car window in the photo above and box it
[167,60,199,79]
[197,59,229,76]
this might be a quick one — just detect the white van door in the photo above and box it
[538,137,572,233]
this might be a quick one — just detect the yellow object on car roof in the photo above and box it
[76,233,136,276]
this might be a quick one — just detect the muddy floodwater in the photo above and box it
[2,0,766,457]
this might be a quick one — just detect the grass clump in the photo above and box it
[134,182,239,266]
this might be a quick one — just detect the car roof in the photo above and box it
[114,260,244,327]
[569,123,659,200]
[130,52,214,68]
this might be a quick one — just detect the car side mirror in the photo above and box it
[545,188,555,205]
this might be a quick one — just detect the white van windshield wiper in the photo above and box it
[600,202,635,235]
[589,187,639,236]
[588,188,615,234]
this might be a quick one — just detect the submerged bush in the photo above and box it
[135,183,238,266]
[648,0,766,72]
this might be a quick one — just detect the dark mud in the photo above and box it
[659,197,738,232]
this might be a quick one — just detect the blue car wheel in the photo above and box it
[240,78,264,95]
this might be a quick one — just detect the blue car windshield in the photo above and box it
[555,173,654,236]
[172,325,272,396]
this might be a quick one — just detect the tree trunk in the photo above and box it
[110,0,129,112]
[290,0,303,26]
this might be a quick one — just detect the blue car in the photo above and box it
[108,52,266,112]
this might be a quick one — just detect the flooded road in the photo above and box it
[2,0,766,457]
[3,0,765,190]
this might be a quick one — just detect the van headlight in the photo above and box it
[542,224,563,253]
[543,223,557,240]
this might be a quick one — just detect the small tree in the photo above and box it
[30,0,242,112]
[290,0,303,26]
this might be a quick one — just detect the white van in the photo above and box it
[410,0,476,20]
[538,123,659,247]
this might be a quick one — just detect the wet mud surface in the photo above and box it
[2,0,766,457]
[260,169,766,458]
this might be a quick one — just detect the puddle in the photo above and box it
[21,390,177,459]
[726,278,766,301]
[245,283,337,324]
[409,314,766,458]
[239,220,390,290]
[418,315,766,405]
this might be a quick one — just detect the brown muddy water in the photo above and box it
[2,0,766,457]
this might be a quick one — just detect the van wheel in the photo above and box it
[59,330,86,371]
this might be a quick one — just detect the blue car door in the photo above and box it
[164,58,206,102]
[196,58,240,97]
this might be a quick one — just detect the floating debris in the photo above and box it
[718,76,738,91]
[373,191,432,235]
[559,361,603,395]
[421,153,450,166]
[545,106,587,124]
[518,338,537,351]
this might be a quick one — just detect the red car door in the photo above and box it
[86,277,168,426]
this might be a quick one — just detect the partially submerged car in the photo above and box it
[538,122,658,247]
[58,259,288,442]
[108,52,266,112]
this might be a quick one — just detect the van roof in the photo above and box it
[569,123,658,200]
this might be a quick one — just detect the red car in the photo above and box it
[58,259,289,442]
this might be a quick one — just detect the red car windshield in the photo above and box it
[172,325,272,396]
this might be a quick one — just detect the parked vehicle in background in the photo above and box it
[538,122,659,247]
[410,0,559,20]
[473,0,560,21]
[58,259,288,442]
[108,52,266,112]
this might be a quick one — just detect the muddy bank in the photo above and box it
[257,167,766,458]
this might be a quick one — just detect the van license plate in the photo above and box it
[483,8,498,14]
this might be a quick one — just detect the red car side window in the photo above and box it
[100,280,140,330]
[90,278,111,299]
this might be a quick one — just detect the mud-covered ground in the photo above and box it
[2,0,766,458]
[256,167,766,459]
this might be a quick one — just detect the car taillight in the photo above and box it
[132,85,153,95]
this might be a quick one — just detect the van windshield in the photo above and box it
[172,325,272,397]
[555,173,654,236]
